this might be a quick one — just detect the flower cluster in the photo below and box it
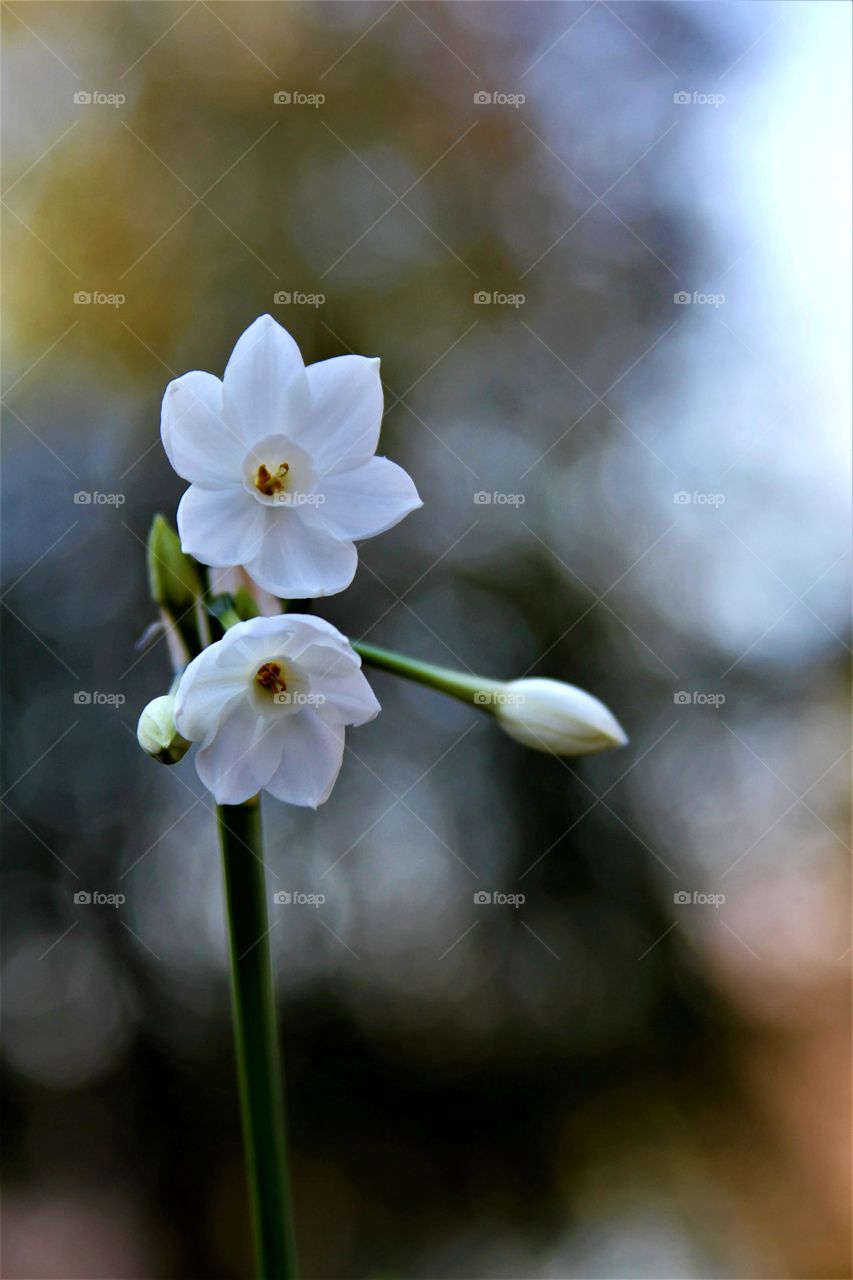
[141,315,418,805]
[138,315,626,807]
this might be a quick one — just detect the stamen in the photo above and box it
[255,661,287,694]
[255,462,290,496]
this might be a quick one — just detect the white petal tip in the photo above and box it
[605,722,629,749]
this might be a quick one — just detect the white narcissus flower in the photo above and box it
[174,615,380,807]
[485,678,627,756]
[161,315,422,599]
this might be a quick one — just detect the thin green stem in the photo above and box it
[353,641,498,707]
[217,802,297,1280]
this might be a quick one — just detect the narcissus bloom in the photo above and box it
[161,315,421,599]
[174,615,380,806]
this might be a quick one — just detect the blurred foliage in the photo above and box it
[2,3,850,1278]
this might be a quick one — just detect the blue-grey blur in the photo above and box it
[2,2,850,1277]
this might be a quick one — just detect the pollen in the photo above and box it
[255,661,287,695]
[254,462,290,497]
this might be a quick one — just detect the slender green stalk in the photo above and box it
[353,641,497,706]
[217,802,297,1280]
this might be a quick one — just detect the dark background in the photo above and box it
[2,3,850,1277]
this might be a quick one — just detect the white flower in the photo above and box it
[161,315,422,599]
[174,614,380,807]
[487,678,627,756]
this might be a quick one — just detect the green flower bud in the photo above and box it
[146,515,207,663]
[147,514,203,612]
[137,694,191,765]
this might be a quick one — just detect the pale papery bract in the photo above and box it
[208,566,282,618]
[173,614,380,807]
[161,315,422,599]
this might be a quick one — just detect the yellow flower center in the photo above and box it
[254,462,290,497]
[254,661,287,696]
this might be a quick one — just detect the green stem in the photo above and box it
[217,802,297,1280]
[353,641,498,707]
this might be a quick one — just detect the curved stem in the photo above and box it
[217,802,297,1280]
[353,641,498,707]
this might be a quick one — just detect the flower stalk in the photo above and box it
[133,309,629,1280]
[352,641,493,704]
[353,642,627,756]
[217,801,298,1280]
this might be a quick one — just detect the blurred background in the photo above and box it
[2,2,850,1277]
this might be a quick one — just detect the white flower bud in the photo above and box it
[489,678,627,756]
[137,694,191,765]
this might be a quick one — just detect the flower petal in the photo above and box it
[177,485,267,568]
[223,315,309,443]
[244,512,358,598]
[161,371,243,484]
[313,456,422,540]
[265,710,345,808]
[313,668,381,726]
[302,355,383,471]
[195,699,287,804]
[278,613,361,677]
[289,641,359,680]
[174,641,253,746]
